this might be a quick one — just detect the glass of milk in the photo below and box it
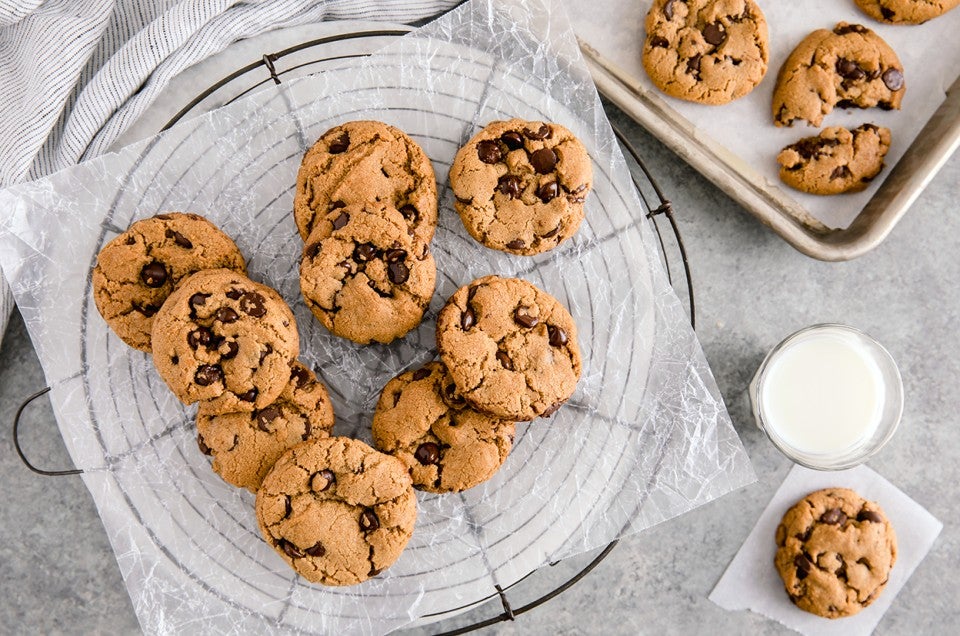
[749,324,903,470]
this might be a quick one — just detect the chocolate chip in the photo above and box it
[497,174,523,198]
[259,344,272,364]
[536,181,559,203]
[280,540,305,559]
[133,303,159,317]
[328,131,350,153]
[369,566,383,577]
[882,68,904,91]
[412,367,431,381]
[461,307,476,330]
[836,58,865,81]
[305,542,325,557]
[239,292,266,317]
[496,350,514,370]
[194,364,223,386]
[881,7,895,19]
[216,307,239,323]
[836,560,848,580]
[830,165,852,180]
[548,325,568,347]
[187,327,212,349]
[388,261,409,284]
[354,243,377,262]
[651,36,669,48]
[124,235,136,245]
[399,204,418,221]
[857,510,884,523]
[221,340,239,360]
[165,228,193,249]
[359,510,380,532]
[291,366,311,388]
[284,496,292,517]
[542,401,564,418]
[506,239,526,250]
[541,226,560,239]
[834,23,867,35]
[878,100,894,111]
[703,22,725,46]
[313,469,335,491]
[331,211,349,230]
[301,418,312,441]
[197,434,212,455]
[225,288,243,300]
[384,248,406,263]
[664,0,675,20]
[415,442,441,465]
[794,553,813,579]
[477,139,503,164]
[529,148,558,174]
[860,123,880,133]
[514,308,539,328]
[140,261,167,287]
[836,99,857,110]
[820,508,847,525]
[501,131,524,150]
[687,53,702,76]
[523,124,551,140]
[156,213,175,220]
[256,405,280,431]
[444,383,465,406]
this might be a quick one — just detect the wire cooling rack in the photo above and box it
[11,26,695,634]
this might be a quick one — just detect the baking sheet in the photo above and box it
[0,0,754,633]
[569,1,960,230]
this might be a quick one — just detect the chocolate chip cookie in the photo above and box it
[436,276,582,421]
[92,212,246,351]
[773,23,905,127]
[151,269,299,413]
[299,203,436,345]
[196,362,335,491]
[293,120,438,245]
[855,0,959,24]
[372,361,515,493]
[777,124,891,195]
[449,119,592,256]
[775,488,897,619]
[255,436,417,586]
[642,0,770,105]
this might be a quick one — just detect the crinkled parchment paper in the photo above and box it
[0,1,754,633]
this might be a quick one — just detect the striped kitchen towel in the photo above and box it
[0,0,457,345]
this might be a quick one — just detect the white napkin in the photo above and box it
[710,464,942,635]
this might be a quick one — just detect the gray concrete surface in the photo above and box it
[1,99,956,634]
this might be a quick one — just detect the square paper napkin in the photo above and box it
[710,464,942,635]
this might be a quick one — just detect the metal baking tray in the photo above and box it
[579,40,960,262]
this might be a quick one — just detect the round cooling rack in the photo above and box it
[16,20,695,635]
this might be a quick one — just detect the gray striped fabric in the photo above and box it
[0,0,456,345]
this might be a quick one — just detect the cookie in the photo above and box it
[299,203,436,345]
[449,119,592,256]
[775,488,897,619]
[642,0,770,105]
[773,23,905,127]
[92,212,246,351]
[777,124,891,195]
[855,0,959,24]
[293,120,438,245]
[255,436,417,586]
[436,276,582,421]
[151,269,299,413]
[372,361,515,493]
[196,362,335,491]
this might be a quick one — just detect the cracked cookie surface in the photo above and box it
[293,120,438,245]
[436,276,582,421]
[255,436,417,586]
[372,361,515,493]
[773,23,905,127]
[196,361,335,491]
[151,269,299,414]
[642,0,770,105]
[775,488,897,619]
[299,203,436,345]
[93,212,246,352]
[777,124,891,195]
[449,119,592,256]
[855,0,959,24]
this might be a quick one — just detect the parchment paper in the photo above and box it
[0,1,754,633]
[710,464,942,635]
[569,1,960,230]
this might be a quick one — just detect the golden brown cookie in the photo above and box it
[855,0,959,24]
[372,361,515,493]
[642,0,770,105]
[151,269,299,414]
[777,124,891,195]
[775,488,897,619]
[293,120,438,245]
[196,362,335,491]
[436,275,582,421]
[92,212,246,351]
[255,436,417,586]
[299,203,436,345]
[449,119,592,256]
[773,23,905,127]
